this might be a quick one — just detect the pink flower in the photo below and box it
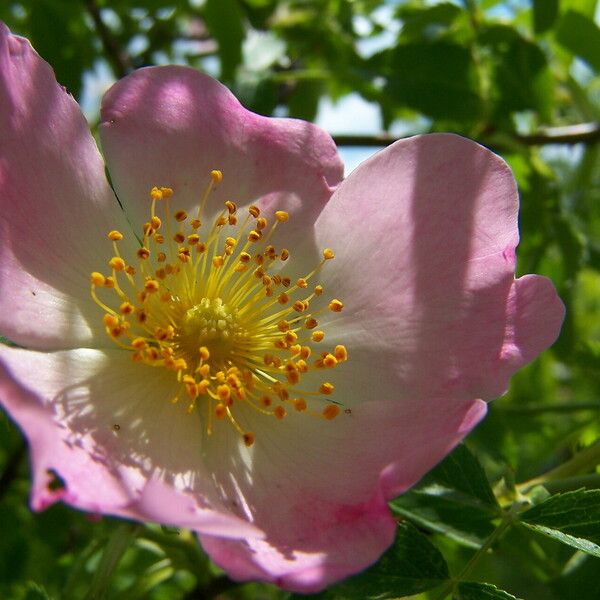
[0,23,564,592]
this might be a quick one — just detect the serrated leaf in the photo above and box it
[318,521,449,599]
[391,445,498,549]
[533,0,559,34]
[556,10,600,72]
[424,445,499,508]
[204,0,245,80]
[520,489,600,557]
[456,581,521,600]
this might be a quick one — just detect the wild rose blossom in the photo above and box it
[0,23,564,592]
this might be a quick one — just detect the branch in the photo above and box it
[84,0,131,78]
[332,122,600,148]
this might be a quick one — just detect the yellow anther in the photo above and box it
[249,205,260,218]
[215,403,226,419]
[284,331,298,344]
[144,279,159,293]
[109,257,126,272]
[174,210,187,222]
[228,214,238,225]
[334,345,348,362]
[329,299,344,312]
[293,300,306,313]
[151,216,162,229]
[280,249,289,261]
[275,211,289,222]
[261,395,272,407]
[277,321,290,332]
[323,248,335,260]
[132,338,147,349]
[211,169,223,184]
[297,278,308,288]
[296,359,308,373]
[304,317,318,329]
[91,272,105,287]
[282,277,291,287]
[143,222,155,236]
[225,200,237,214]
[312,330,325,342]
[217,384,231,403]
[212,256,224,268]
[196,242,207,253]
[216,216,227,227]
[187,233,200,245]
[225,236,236,247]
[274,406,286,420]
[290,344,302,356]
[150,187,163,201]
[293,398,307,412]
[300,346,311,360]
[104,276,115,288]
[108,230,123,241]
[191,218,201,229]
[314,285,323,296]
[119,301,134,315]
[160,187,173,198]
[256,217,267,230]
[320,382,334,395]
[198,364,210,378]
[199,346,210,361]
[323,404,340,420]
[154,233,165,244]
[323,353,338,368]
[178,247,191,262]
[103,314,119,328]
[243,432,255,447]
[137,247,150,260]
[248,230,261,242]
[174,232,185,244]
[277,293,289,304]
[239,252,251,263]
[125,265,136,275]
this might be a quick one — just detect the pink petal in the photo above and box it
[314,133,564,403]
[0,345,260,538]
[99,66,343,242]
[196,398,485,592]
[0,23,132,349]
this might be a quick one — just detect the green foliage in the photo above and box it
[2,0,600,599]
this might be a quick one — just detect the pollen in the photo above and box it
[90,171,349,446]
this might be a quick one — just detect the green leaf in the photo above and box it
[385,42,481,122]
[480,25,553,119]
[520,489,600,557]
[456,581,521,600]
[391,445,498,548]
[319,522,450,599]
[424,445,499,508]
[204,0,245,80]
[396,3,462,41]
[556,10,600,72]
[533,0,559,34]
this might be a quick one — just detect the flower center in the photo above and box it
[90,171,347,446]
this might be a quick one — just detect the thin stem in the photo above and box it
[332,122,600,148]
[84,0,131,78]
[518,442,600,492]
[432,510,515,600]
[85,522,141,600]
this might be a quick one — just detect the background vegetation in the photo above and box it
[1,0,600,598]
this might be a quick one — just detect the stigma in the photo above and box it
[91,171,347,446]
